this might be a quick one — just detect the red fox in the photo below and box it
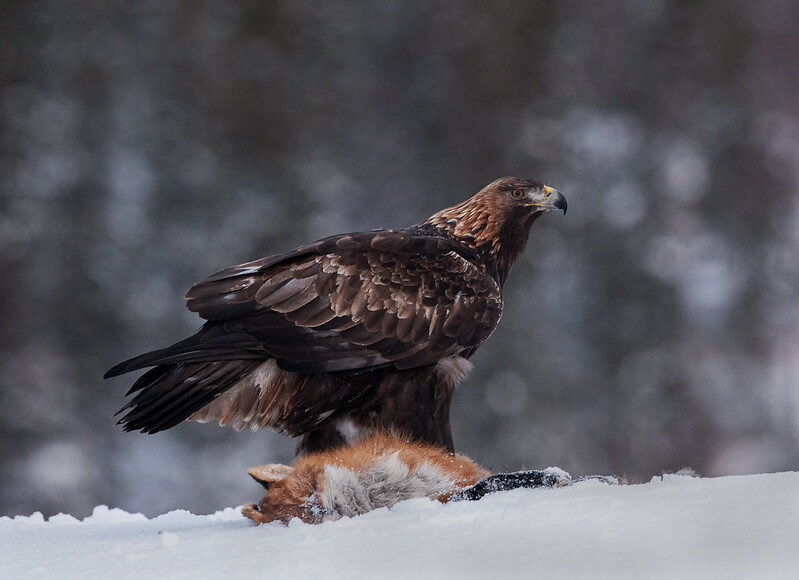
[242,433,573,525]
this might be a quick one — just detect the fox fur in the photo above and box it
[242,433,572,525]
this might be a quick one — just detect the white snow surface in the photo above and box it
[2,471,797,580]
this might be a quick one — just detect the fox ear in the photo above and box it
[248,463,294,489]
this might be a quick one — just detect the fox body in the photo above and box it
[242,433,572,525]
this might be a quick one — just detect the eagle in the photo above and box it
[106,177,566,454]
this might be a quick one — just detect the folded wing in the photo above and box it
[183,230,502,374]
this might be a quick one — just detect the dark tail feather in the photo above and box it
[105,350,178,379]
[104,323,263,379]
[115,359,263,434]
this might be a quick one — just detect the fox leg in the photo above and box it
[242,503,271,525]
[449,468,572,502]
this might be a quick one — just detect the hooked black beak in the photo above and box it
[551,190,567,215]
[541,186,567,215]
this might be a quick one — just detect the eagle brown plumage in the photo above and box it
[106,177,566,453]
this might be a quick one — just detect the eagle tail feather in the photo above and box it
[115,360,262,434]
[104,323,263,379]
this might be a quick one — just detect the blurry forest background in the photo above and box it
[2,0,798,519]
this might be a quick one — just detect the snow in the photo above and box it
[2,472,797,580]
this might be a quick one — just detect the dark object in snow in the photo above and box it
[242,433,574,525]
[449,469,570,502]
[106,178,566,454]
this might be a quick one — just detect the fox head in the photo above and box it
[243,462,323,525]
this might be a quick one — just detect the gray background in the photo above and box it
[2,0,798,518]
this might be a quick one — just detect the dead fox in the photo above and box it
[242,433,573,525]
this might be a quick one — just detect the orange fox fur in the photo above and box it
[243,433,491,525]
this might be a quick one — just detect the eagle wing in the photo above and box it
[182,229,502,374]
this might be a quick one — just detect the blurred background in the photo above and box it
[2,0,798,519]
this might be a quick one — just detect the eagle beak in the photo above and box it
[532,186,567,215]
[549,188,567,215]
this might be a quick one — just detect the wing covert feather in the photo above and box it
[185,231,502,374]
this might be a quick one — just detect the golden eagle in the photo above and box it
[106,177,566,453]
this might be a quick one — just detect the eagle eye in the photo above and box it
[511,188,526,199]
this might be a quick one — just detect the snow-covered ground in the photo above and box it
[2,471,797,579]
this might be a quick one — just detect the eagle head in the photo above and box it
[485,177,567,216]
[422,177,566,285]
